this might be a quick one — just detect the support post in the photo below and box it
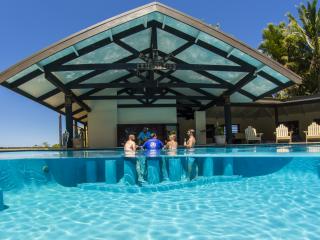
[84,124,87,148]
[58,114,62,147]
[274,106,279,127]
[65,94,73,148]
[74,121,79,138]
[224,96,232,144]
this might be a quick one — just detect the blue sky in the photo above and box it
[0,0,306,147]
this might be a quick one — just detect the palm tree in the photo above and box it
[287,0,320,91]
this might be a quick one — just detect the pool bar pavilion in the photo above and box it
[0,2,304,148]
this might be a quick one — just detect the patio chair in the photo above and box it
[245,126,263,143]
[275,124,292,143]
[304,122,320,143]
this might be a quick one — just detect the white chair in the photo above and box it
[275,124,292,143]
[245,126,263,143]
[304,122,320,143]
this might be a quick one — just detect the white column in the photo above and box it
[86,100,118,148]
[195,111,206,145]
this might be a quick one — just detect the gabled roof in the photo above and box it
[0,2,301,122]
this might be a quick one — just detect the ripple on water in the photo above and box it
[0,174,320,239]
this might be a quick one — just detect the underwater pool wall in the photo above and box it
[0,156,319,190]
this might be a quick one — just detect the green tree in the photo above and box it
[259,0,320,97]
[287,0,320,92]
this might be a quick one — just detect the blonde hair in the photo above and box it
[169,134,176,141]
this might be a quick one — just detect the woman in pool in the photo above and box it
[166,134,178,150]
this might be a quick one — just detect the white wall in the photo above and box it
[87,100,118,148]
[195,111,206,144]
[118,107,177,124]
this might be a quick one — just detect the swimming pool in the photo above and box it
[0,144,320,239]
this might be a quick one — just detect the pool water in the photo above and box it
[0,145,320,239]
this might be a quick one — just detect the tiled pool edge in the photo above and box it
[78,175,242,193]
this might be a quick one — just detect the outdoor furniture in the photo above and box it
[245,126,263,143]
[304,122,320,143]
[275,124,292,143]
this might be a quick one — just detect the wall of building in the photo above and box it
[87,100,118,148]
[277,111,320,141]
[85,100,320,148]
[117,107,177,124]
[87,105,177,148]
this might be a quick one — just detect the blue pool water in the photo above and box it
[0,145,320,239]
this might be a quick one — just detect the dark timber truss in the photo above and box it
[1,18,295,122]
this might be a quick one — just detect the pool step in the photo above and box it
[77,175,242,193]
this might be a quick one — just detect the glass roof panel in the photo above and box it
[152,99,176,104]
[199,100,212,105]
[44,92,65,107]
[200,88,226,96]
[39,47,75,66]
[127,76,142,83]
[231,49,262,67]
[207,71,248,85]
[262,66,290,83]
[241,75,277,97]
[157,28,187,54]
[164,15,199,38]
[127,58,145,63]
[81,70,130,84]
[171,88,203,96]
[65,43,131,64]
[73,88,93,97]
[121,28,151,51]
[75,31,110,50]
[176,45,239,66]
[117,99,143,104]
[112,16,145,35]
[6,65,38,83]
[73,111,87,119]
[92,88,120,96]
[54,71,93,84]
[18,74,56,98]
[230,92,252,103]
[171,70,218,84]
[197,32,232,52]
[148,11,165,22]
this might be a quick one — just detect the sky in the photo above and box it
[0,0,307,147]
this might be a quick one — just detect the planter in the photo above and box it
[214,135,226,145]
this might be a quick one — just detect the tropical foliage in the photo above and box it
[259,0,320,98]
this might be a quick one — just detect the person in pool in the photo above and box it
[124,134,145,183]
[183,129,197,180]
[124,134,137,153]
[142,133,164,150]
[137,127,151,145]
[166,134,178,150]
[184,129,196,148]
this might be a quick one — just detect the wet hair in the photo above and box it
[169,134,176,141]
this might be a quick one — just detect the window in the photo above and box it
[223,124,240,135]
